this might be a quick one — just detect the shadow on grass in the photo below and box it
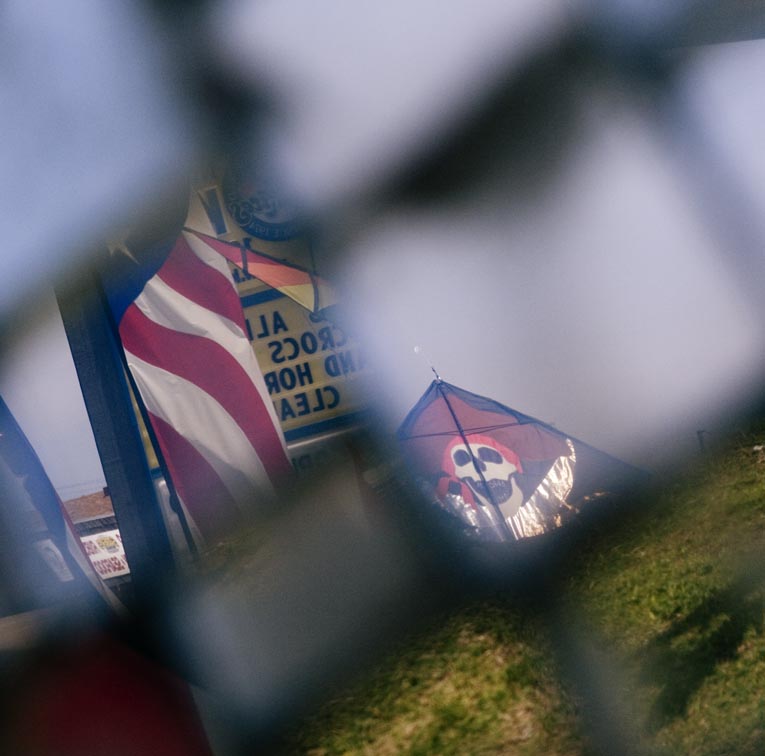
[637,571,765,732]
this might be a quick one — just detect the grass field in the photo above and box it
[276,428,765,755]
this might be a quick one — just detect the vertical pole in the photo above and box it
[306,237,322,314]
[436,381,515,540]
[240,239,250,279]
[56,273,174,603]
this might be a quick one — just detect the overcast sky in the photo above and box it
[336,39,765,473]
[2,30,764,496]
[0,290,106,500]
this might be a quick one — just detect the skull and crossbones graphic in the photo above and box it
[441,433,526,520]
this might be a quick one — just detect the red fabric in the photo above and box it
[149,414,243,541]
[441,433,523,477]
[120,305,292,483]
[401,388,570,475]
[157,236,247,329]
[10,634,213,756]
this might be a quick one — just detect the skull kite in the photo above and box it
[442,434,525,519]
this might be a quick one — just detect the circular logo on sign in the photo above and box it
[223,171,302,242]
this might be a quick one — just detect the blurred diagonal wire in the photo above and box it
[1,1,765,755]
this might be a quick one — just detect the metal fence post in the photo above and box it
[56,272,174,603]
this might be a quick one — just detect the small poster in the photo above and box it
[80,529,130,579]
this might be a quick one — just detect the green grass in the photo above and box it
[274,429,765,755]
[564,434,765,755]
[280,601,583,755]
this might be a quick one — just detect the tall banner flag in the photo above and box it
[102,212,293,547]
[397,380,643,542]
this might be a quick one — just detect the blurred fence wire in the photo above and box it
[2,1,765,754]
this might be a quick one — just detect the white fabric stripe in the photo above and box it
[126,351,277,506]
[136,273,246,345]
[133,276,286,445]
[154,475,207,554]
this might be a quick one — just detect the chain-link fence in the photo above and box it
[2,2,765,754]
